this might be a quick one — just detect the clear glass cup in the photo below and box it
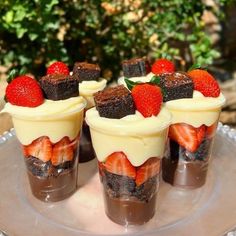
[79,80,106,163]
[9,100,86,202]
[79,117,95,163]
[86,107,171,225]
[162,100,224,189]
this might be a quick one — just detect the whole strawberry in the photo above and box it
[131,83,163,117]
[6,75,44,107]
[188,69,220,97]
[151,58,175,75]
[47,61,69,75]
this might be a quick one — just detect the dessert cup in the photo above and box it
[2,97,86,201]
[86,107,171,225]
[79,79,106,163]
[162,93,225,189]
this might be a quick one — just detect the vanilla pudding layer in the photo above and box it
[2,97,86,145]
[118,72,155,87]
[85,107,171,167]
[79,79,107,109]
[165,91,226,127]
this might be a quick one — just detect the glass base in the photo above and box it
[162,158,208,189]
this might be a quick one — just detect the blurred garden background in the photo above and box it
[0,0,236,131]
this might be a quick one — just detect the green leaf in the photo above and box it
[149,75,166,97]
[7,68,27,83]
[45,0,59,11]
[188,63,207,71]
[16,27,27,38]
[29,33,38,41]
[150,76,161,85]
[3,11,14,24]
[7,69,18,83]
[14,6,27,21]
[19,68,27,75]
[124,78,138,91]
[44,22,59,31]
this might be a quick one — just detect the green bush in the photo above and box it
[0,0,233,79]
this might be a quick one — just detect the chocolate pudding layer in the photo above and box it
[100,168,159,225]
[79,121,95,163]
[104,191,157,225]
[25,156,78,202]
[162,138,213,189]
[27,168,77,201]
[162,158,208,188]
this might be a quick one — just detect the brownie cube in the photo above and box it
[94,85,135,119]
[159,72,193,102]
[122,57,150,78]
[73,62,101,82]
[40,74,79,101]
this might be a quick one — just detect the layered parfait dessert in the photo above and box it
[72,62,107,162]
[161,69,225,188]
[86,60,171,225]
[1,61,86,201]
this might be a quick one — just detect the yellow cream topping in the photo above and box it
[86,107,171,166]
[79,79,107,108]
[164,91,226,127]
[1,97,86,145]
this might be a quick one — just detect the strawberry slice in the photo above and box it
[23,136,52,162]
[51,137,74,166]
[135,157,160,186]
[206,122,218,138]
[104,152,136,179]
[196,125,206,145]
[169,123,199,152]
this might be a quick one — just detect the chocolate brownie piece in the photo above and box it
[122,58,150,78]
[25,156,75,178]
[104,171,136,198]
[40,74,79,100]
[134,176,157,202]
[159,72,193,102]
[94,85,135,119]
[25,156,53,178]
[73,62,101,82]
